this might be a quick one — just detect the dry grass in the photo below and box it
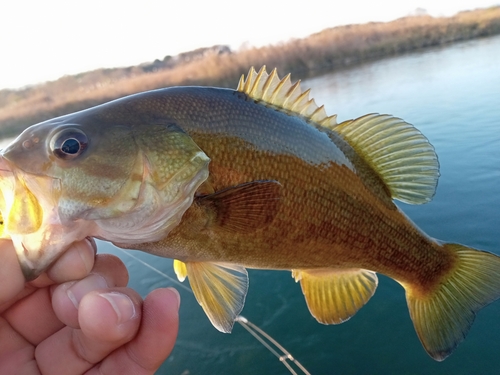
[1,6,499,137]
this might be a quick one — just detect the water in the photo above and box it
[6,35,499,374]
[101,35,500,375]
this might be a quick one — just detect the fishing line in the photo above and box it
[236,316,312,375]
[118,249,192,293]
[116,248,311,375]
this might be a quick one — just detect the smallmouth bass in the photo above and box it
[0,66,499,361]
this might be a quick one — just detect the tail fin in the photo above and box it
[404,243,500,361]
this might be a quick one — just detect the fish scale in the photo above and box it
[128,88,451,289]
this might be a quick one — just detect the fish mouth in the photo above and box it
[0,155,14,174]
[0,155,70,280]
[0,155,14,238]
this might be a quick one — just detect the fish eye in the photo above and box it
[50,129,88,160]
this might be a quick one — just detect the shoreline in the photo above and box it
[1,6,499,137]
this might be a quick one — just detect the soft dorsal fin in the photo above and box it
[331,114,439,204]
[237,66,338,128]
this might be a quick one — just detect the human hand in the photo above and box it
[0,238,179,374]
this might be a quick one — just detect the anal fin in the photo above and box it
[173,260,249,333]
[292,268,378,324]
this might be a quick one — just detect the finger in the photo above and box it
[47,237,97,283]
[0,240,28,308]
[89,288,180,375]
[0,238,98,312]
[0,317,37,374]
[29,237,97,288]
[2,287,60,346]
[49,253,128,329]
[35,287,143,375]
[51,253,129,328]
[4,254,128,345]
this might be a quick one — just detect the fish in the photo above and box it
[0,66,499,361]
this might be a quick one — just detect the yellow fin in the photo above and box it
[197,180,281,233]
[292,268,378,324]
[178,261,248,333]
[237,66,337,128]
[173,259,188,282]
[332,114,439,204]
[403,243,500,361]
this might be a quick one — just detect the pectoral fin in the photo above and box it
[197,180,281,233]
[292,268,378,324]
[173,260,249,333]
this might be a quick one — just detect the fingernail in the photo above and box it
[79,239,96,274]
[85,237,97,253]
[66,274,108,308]
[99,292,137,324]
[167,287,181,310]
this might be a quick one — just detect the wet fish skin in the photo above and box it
[0,101,210,279]
[1,67,499,361]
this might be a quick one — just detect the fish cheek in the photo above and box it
[55,132,140,221]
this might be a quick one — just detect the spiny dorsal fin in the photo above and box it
[237,66,337,128]
[332,114,439,204]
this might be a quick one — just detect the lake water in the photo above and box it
[103,35,500,375]
[4,35,499,374]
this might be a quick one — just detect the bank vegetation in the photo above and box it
[1,6,499,137]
